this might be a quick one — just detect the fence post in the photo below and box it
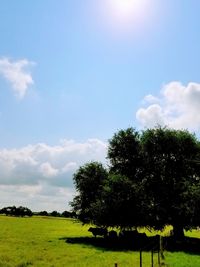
[140,250,142,267]
[160,236,164,259]
[114,263,118,267]
[158,250,160,266]
[151,250,154,267]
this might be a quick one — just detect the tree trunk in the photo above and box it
[172,225,184,240]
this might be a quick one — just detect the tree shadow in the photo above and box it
[60,235,200,254]
[60,235,160,252]
[163,236,200,254]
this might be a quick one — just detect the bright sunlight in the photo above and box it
[97,0,154,35]
[108,0,149,21]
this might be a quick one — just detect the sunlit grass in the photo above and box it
[0,215,200,266]
[165,252,200,267]
[0,216,154,266]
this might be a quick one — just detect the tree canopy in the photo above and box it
[71,162,108,224]
[0,206,33,217]
[71,127,200,238]
[141,128,200,237]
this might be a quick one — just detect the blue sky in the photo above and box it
[0,0,200,211]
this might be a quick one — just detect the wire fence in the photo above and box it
[113,236,164,267]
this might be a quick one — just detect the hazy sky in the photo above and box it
[1,0,200,211]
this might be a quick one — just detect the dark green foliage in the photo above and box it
[0,206,33,217]
[50,210,61,217]
[71,127,200,237]
[108,128,142,180]
[62,210,76,218]
[71,162,108,224]
[141,127,200,237]
[94,174,147,229]
[37,210,49,216]
[35,210,76,218]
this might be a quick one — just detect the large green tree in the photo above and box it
[71,127,200,238]
[140,127,200,238]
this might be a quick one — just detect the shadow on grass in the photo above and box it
[60,235,159,252]
[164,236,200,254]
[60,235,200,254]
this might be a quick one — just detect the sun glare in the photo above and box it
[97,0,152,34]
[92,0,157,37]
[111,0,142,14]
[108,0,148,20]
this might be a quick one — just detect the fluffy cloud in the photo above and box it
[0,184,74,212]
[0,57,34,98]
[0,138,107,211]
[39,162,59,178]
[136,82,200,131]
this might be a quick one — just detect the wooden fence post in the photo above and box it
[158,250,160,266]
[151,250,154,267]
[160,236,164,259]
[114,263,118,267]
[140,250,142,267]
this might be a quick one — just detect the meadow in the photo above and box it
[0,215,200,267]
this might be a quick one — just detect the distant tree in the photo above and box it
[38,211,49,216]
[62,210,77,218]
[0,206,32,217]
[0,207,12,216]
[71,162,108,224]
[50,211,61,217]
[62,211,71,218]
[23,207,33,217]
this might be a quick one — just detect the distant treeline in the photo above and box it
[35,210,77,218]
[0,206,33,217]
[0,206,76,218]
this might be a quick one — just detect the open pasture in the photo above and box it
[0,216,200,267]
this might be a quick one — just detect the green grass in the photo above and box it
[164,252,200,267]
[163,229,200,267]
[0,215,200,267]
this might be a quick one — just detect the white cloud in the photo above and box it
[0,183,74,212]
[143,94,160,104]
[39,162,59,178]
[136,104,164,128]
[0,138,107,211]
[0,57,34,98]
[136,81,200,131]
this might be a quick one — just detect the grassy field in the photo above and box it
[0,215,200,267]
